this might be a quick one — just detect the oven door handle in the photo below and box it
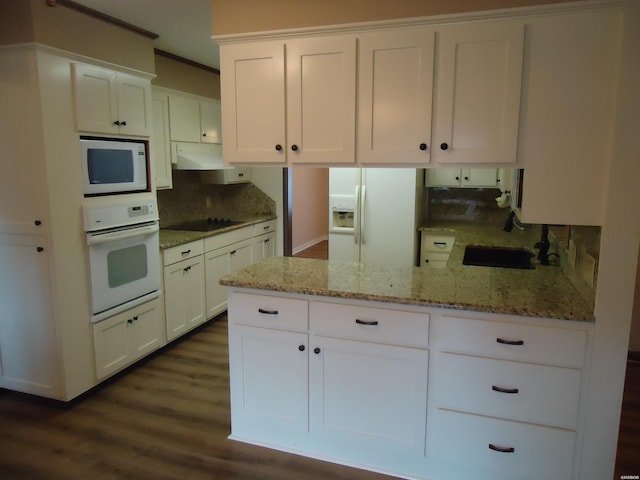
[87,223,159,246]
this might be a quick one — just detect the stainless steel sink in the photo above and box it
[463,245,535,269]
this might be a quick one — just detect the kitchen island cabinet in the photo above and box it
[221,257,592,480]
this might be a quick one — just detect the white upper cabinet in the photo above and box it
[168,94,201,142]
[151,91,172,190]
[357,29,435,164]
[200,98,222,144]
[431,21,524,164]
[72,63,151,136]
[426,168,500,187]
[286,35,356,164]
[221,41,286,163]
[221,36,356,164]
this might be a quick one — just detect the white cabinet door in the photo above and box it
[204,247,230,319]
[286,35,356,164]
[358,29,435,164]
[309,336,428,458]
[93,298,163,380]
[168,94,201,142]
[200,98,222,144]
[72,63,119,134]
[229,241,253,273]
[253,232,275,263]
[151,91,172,189]
[432,21,524,164]
[116,72,152,136]
[221,41,286,163]
[0,234,61,398]
[164,255,206,341]
[427,168,500,187]
[72,64,151,136]
[229,325,309,443]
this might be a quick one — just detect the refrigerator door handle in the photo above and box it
[360,185,366,245]
[354,184,360,245]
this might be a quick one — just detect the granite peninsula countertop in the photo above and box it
[220,221,595,321]
[159,215,276,250]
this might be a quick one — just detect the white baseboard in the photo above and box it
[292,235,328,255]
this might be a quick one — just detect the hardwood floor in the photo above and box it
[293,240,328,260]
[0,317,392,480]
[0,317,638,480]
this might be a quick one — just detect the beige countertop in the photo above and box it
[220,221,594,321]
[159,215,277,249]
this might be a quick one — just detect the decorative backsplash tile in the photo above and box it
[156,170,275,227]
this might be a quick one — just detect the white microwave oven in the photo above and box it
[80,137,149,196]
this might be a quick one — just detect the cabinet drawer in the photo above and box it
[421,234,455,253]
[430,409,576,480]
[422,252,450,268]
[436,353,581,428]
[229,292,308,331]
[310,301,429,348]
[253,220,277,237]
[162,239,204,265]
[431,315,588,367]
[204,226,253,252]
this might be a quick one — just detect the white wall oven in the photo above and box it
[84,200,160,323]
[81,136,149,196]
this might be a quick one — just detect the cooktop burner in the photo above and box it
[164,217,244,232]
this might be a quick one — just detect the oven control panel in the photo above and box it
[83,199,158,232]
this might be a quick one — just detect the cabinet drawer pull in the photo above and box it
[488,443,515,453]
[181,249,191,256]
[258,308,278,315]
[433,241,448,246]
[355,319,379,326]
[496,338,524,346]
[492,385,519,394]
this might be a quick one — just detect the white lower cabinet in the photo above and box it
[227,290,591,480]
[228,291,430,476]
[163,240,206,341]
[427,312,589,480]
[93,297,165,380]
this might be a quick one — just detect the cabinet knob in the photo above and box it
[440,143,449,150]
[275,144,283,151]
[34,220,42,226]
[36,246,44,252]
[419,143,428,151]
[127,318,133,324]
[464,176,469,181]
[113,120,120,126]
[298,345,305,352]
[455,176,460,181]
[120,120,127,126]
[133,316,138,321]
[291,144,299,152]
[313,347,321,354]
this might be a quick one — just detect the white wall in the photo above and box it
[292,168,328,254]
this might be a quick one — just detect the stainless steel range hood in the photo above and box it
[172,142,231,170]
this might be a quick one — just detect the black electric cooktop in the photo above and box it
[163,217,244,232]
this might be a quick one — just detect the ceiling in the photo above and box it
[72,0,220,70]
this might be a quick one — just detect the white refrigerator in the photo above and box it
[328,168,424,267]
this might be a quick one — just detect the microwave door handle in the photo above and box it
[87,223,159,246]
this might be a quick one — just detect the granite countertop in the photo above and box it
[220,221,594,321]
[159,215,277,249]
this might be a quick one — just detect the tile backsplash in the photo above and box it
[156,170,275,227]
